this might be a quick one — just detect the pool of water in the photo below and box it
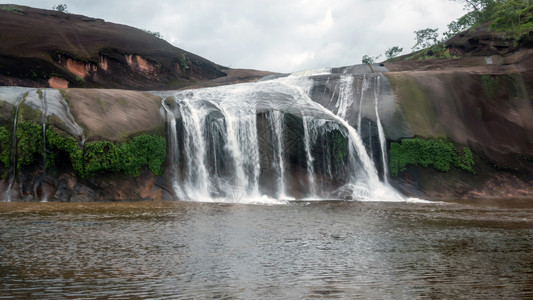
[1,200,532,299]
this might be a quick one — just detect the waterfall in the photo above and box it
[40,90,49,202]
[302,115,317,198]
[178,98,211,200]
[3,94,24,202]
[156,68,407,203]
[357,74,368,131]
[161,98,185,200]
[373,76,389,184]
[267,110,288,199]
[335,74,354,119]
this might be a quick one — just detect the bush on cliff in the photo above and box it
[8,124,166,178]
[0,126,10,168]
[389,138,475,176]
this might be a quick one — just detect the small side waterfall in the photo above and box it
[373,76,389,184]
[3,94,24,202]
[161,98,185,200]
[40,90,49,202]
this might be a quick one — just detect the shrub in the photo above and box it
[0,126,11,168]
[16,121,42,169]
[389,138,475,176]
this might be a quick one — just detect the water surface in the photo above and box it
[1,200,532,299]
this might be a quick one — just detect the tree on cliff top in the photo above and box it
[449,0,533,39]
[412,28,439,50]
[52,4,68,13]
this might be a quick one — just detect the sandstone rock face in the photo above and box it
[1,5,532,202]
[0,5,228,90]
[382,49,533,200]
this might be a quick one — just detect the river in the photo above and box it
[1,200,532,299]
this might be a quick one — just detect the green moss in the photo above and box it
[386,75,436,137]
[16,121,42,169]
[0,126,11,168]
[0,5,24,14]
[481,75,497,99]
[45,127,166,178]
[83,141,121,177]
[389,138,475,176]
[18,102,41,122]
[82,135,166,177]
[46,127,84,174]
[330,129,348,164]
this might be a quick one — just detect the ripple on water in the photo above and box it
[0,200,532,299]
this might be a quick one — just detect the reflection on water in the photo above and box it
[1,200,532,299]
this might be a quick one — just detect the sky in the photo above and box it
[5,0,466,73]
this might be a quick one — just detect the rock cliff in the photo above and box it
[1,5,532,202]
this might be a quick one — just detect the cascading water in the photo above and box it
[357,74,368,131]
[3,94,24,202]
[158,68,409,203]
[302,115,317,198]
[161,98,185,200]
[372,76,389,184]
[0,87,87,201]
[266,110,289,199]
[40,90,49,202]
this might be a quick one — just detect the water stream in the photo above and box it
[158,69,407,203]
[3,94,24,202]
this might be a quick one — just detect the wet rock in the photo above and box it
[71,184,96,202]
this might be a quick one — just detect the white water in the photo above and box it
[373,76,389,184]
[3,94,24,202]
[161,98,185,200]
[357,74,369,131]
[266,110,289,200]
[40,90,48,202]
[160,69,408,203]
[302,115,317,198]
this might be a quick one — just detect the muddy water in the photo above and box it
[1,200,532,299]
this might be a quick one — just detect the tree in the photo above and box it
[444,11,477,39]
[449,0,499,24]
[412,28,439,50]
[142,29,163,39]
[362,54,381,64]
[385,46,403,59]
[52,4,68,13]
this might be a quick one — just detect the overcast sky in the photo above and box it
[6,0,466,72]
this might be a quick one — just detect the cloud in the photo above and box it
[10,0,465,72]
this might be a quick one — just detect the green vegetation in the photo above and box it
[389,138,476,176]
[451,0,533,40]
[178,53,190,69]
[377,0,533,63]
[142,29,163,39]
[16,121,42,169]
[0,4,24,14]
[412,28,439,51]
[46,126,84,173]
[46,127,166,178]
[52,4,68,13]
[1,124,166,178]
[385,46,403,59]
[0,126,11,168]
[82,134,166,177]
[330,129,348,164]
[481,74,497,98]
[362,54,381,64]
